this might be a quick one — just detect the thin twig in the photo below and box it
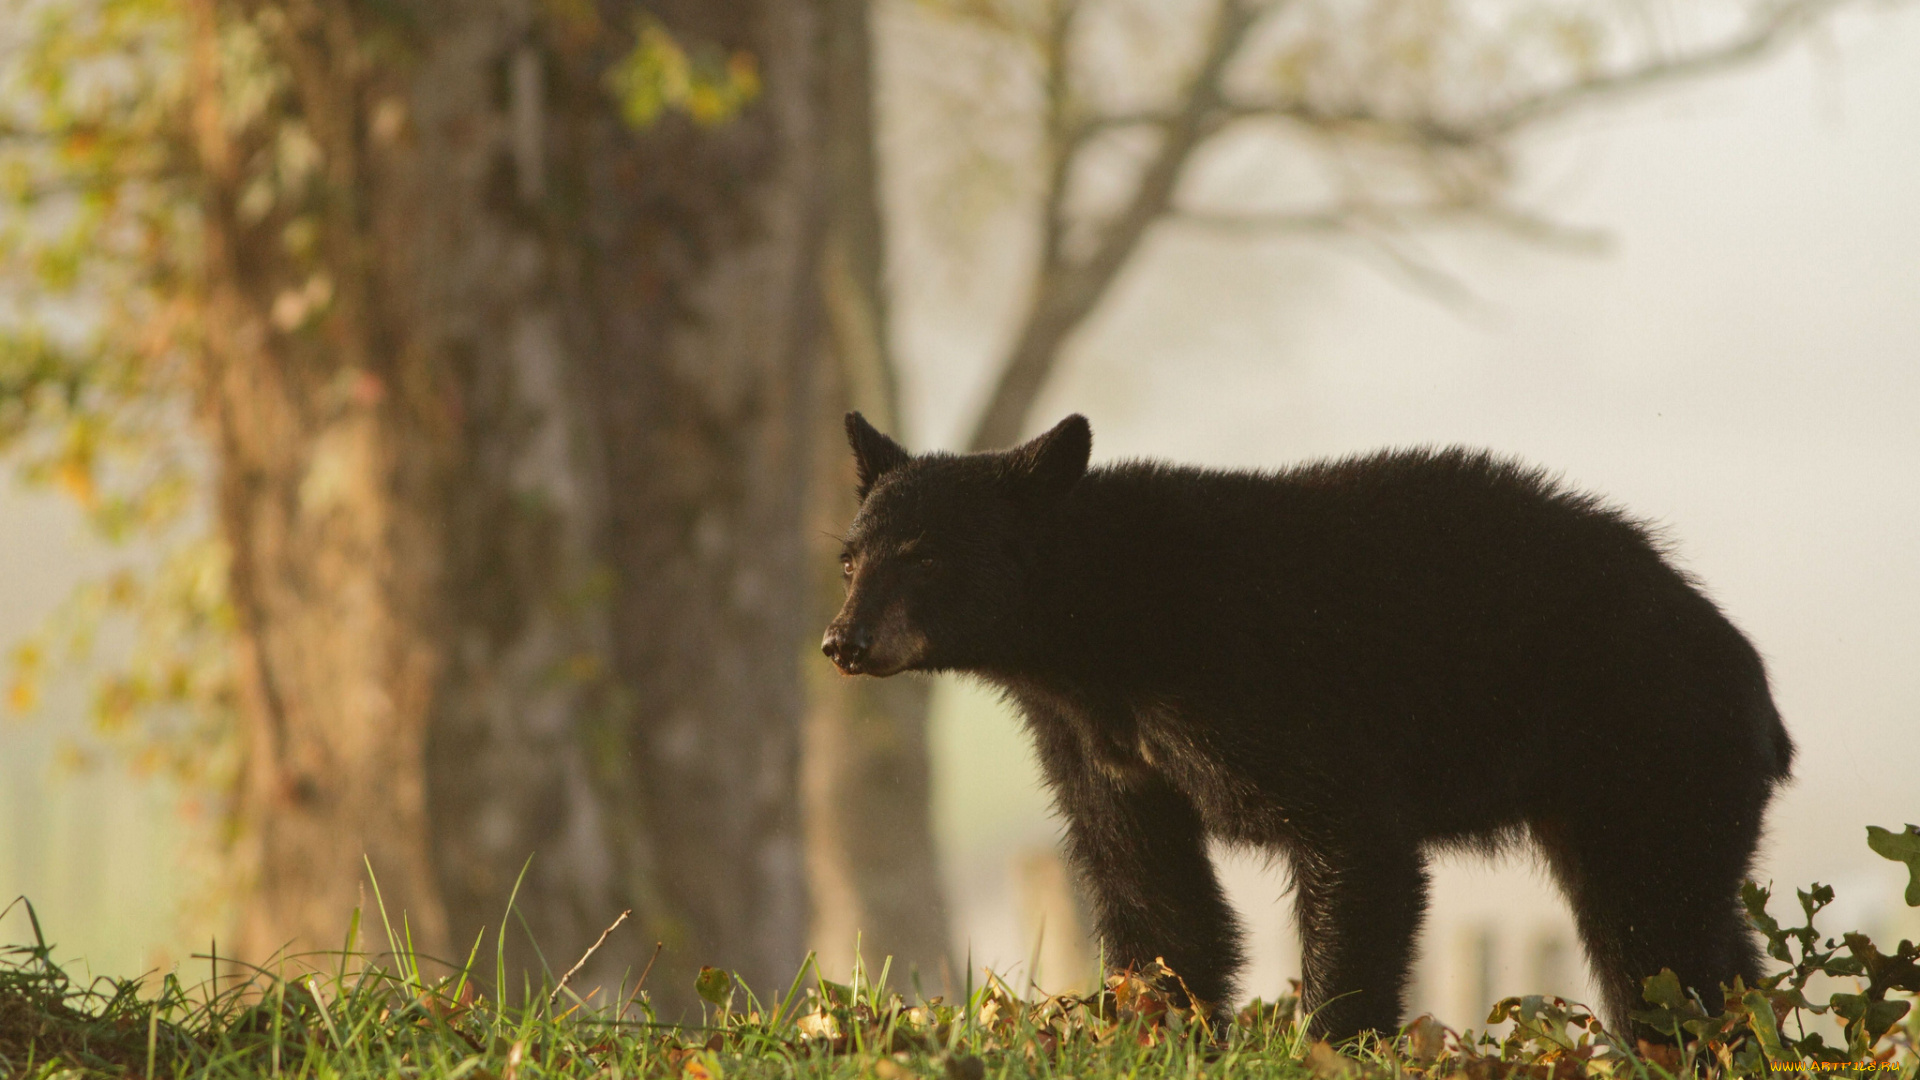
[620,941,667,1020]
[1473,0,1848,135]
[548,909,631,1006]
[1174,198,1607,253]
[1183,201,1486,309]
[1080,0,1849,150]
[1168,208,1349,235]
[1346,225,1483,311]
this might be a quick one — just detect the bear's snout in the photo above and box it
[821,622,872,673]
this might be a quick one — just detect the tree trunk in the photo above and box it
[804,375,950,990]
[803,0,952,989]
[411,5,630,1000]
[193,0,824,1011]
[190,0,457,968]
[560,0,822,1008]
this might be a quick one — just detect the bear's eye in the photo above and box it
[839,554,854,578]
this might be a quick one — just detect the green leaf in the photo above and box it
[817,977,853,1007]
[603,16,761,131]
[1833,991,1913,1041]
[1630,969,1710,1044]
[1743,882,1794,964]
[1798,883,1834,925]
[1866,825,1920,907]
[695,965,733,1008]
[1864,999,1910,1042]
[1796,1031,1852,1065]
[1742,989,1796,1064]
[1640,969,1686,1010]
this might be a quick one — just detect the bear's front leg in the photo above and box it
[1292,834,1430,1042]
[1036,730,1244,1009]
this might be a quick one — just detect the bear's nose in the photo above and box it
[822,624,871,671]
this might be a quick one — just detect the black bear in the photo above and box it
[821,412,1792,1043]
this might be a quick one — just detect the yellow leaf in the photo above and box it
[12,643,43,672]
[8,678,38,713]
[683,1050,723,1080]
[796,1010,840,1041]
[56,459,95,504]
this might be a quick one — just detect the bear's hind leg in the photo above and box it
[1292,836,1430,1043]
[1534,814,1765,1039]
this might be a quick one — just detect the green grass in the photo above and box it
[1,826,1917,1078]
[0,913,1319,1080]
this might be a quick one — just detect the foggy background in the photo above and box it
[2,0,1917,1032]
[905,1,1920,1023]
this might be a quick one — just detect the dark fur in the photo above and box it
[823,413,1793,1042]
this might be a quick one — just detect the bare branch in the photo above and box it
[1468,204,1610,254]
[1080,0,1851,152]
[1169,207,1349,235]
[1173,194,1608,256]
[1472,0,1849,136]
[1346,226,1483,310]
[970,0,1273,451]
[966,0,1850,451]
[1179,202,1481,308]
[1202,196,1600,240]
[1037,0,1081,274]
[1077,100,1480,149]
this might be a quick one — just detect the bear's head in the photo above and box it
[821,412,1091,676]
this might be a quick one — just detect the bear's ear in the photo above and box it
[846,411,910,501]
[1006,414,1091,501]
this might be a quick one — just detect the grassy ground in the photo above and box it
[1,828,1917,1079]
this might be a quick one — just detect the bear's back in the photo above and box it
[1056,446,1673,599]
[1037,447,1755,733]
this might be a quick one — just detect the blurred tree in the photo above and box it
[806,0,1864,986]
[1,0,819,1011]
[903,0,1854,450]
[804,0,953,987]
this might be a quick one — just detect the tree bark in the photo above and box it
[560,0,822,1008]
[191,0,457,967]
[191,0,825,1012]
[410,4,630,1001]
[804,373,950,990]
[803,0,952,990]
